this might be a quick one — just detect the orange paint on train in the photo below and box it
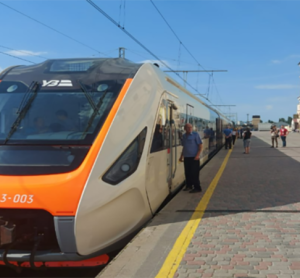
[0,79,133,216]
[0,254,109,267]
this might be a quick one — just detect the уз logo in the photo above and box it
[42,80,73,87]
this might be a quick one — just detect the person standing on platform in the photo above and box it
[243,127,252,154]
[232,128,237,145]
[223,125,232,149]
[279,125,289,147]
[241,128,245,139]
[179,123,203,193]
[270,125,278,148]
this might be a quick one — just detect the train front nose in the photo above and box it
[0,208,109,269]
[0,209,60,251]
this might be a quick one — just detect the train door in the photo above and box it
[166,100,180,192]
[145,94,184,214]
[145,95,169,213]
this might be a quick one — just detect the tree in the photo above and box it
[288,116,292,125]
[278,118,287,123]
[268,120,274,123]
[260,120,263,123]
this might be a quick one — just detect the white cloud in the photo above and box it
[6,50,46,57]
[255,84,298,90]
[266,105,273,110]
[139,59,172,69]
[271,60,281,64]
[267,96,296,102]
[271,55,300,65]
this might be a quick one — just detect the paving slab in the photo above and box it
[98,132,300,278]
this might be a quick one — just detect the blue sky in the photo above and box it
[1,0,300,123]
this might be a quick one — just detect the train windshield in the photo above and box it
[0,80,124,145]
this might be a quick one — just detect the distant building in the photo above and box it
[252,115,260,130]
[275,121,289,128]
[296,97,300,129]
[258,123,272,131]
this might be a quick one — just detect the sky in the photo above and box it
[0,0,300,123]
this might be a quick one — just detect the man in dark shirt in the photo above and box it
[179,123,203,193]
[223,126,232,149]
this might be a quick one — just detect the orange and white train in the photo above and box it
[0,58,231,270]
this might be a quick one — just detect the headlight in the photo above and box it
[102,127,147,185]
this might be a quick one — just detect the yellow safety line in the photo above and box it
[155,149,233,278]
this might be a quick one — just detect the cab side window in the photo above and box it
[150,101,166,153]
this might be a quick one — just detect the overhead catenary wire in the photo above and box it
[149,0,209,74]
[177,42,182,70]
[149,0,231,117]
[211,74,224,106]
[0,2,109,57]
[196,65,200,93]
[86,0,210,101]
[126,48,202,67]
[118,0,126,28]
[123,0,126,29]
[149,0,229,116]
[206,73,212,99]
[0,51,35,64]
[125,48,151,60]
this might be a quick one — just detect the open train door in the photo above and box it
[166,99,181,193]
[145,93,183,214]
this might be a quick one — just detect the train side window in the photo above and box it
[171,106,181,147]
[194,117,201,132]
[195,117,200,132]
[150,100,166,153]
[176,113,185,146]
[188,116,195,130]
[164,105,171,149]
[186,104,194,124]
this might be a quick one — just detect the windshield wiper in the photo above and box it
[78,81,99,113]
[81,88,109,139]
[4,81,39,144]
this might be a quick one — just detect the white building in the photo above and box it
[292,96,300,130]
[297,96,300,129]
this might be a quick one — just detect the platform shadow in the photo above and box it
[147,135,300,226]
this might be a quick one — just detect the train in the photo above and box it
[0,58,231,270]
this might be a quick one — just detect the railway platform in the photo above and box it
[98,131,300,278]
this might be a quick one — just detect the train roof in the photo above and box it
[0,57,232,123]
[152,66,232,122]
[0,58,142,91]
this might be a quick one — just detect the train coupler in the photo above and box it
[0,218,16,247]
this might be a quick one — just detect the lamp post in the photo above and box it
[297,62,300,130]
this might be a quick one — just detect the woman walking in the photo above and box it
[243,127,252,154]
[279,125,289,147]
[270,125,278,148]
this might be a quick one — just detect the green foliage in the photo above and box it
[278,117,292,124]
[278,117,287,123]
[268,120,274,123]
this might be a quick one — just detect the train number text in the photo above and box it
[0,194,34,204]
